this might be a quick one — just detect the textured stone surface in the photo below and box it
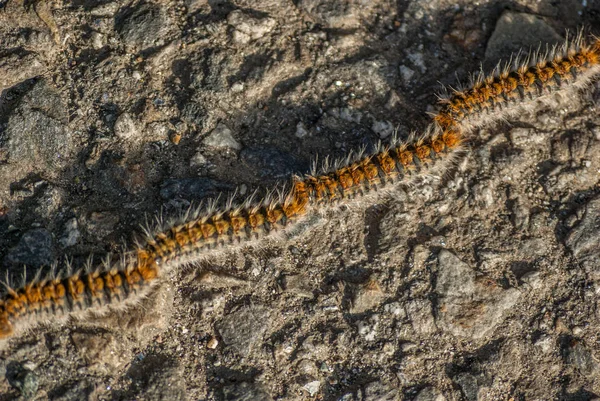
[435,250,521,339]
[216,305,271,357]
[0,2,598,400]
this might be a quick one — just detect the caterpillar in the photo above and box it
[434,33,600,136]
[1,32,599,343]
[0,128,463,341]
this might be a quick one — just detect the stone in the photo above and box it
[203,123,241,151]
[566,195,600,271]
[435,250,520,339]
[227,10,276,44]
[70,331,130,372]
[281,274,314,299]
[216,305,270,356]
[0,51,45,92]
[117,3,171,51]
[222,382,273,401]
[91,31,106,49]
[60,218,80,247]
[5,362,38,399]
[126,354,187,400]
[297,0,375,29]
[399,65,415,83]
[4,80,76,175]
[197,271,249,288]
[113,112,139,140]
[485,11,563,63]
[189,151,209,168]
[356,314,379,342]
[562,338,598,376]
[302,380,321,397]
[371,120,394,139]
[350,279,386,314]
[295,121,309,138]
[404,299,437,335]
[413,386,446,401]
[83,211,119,240]
[453,373,479,401]
[4,228,54,268]
[32,185,64,219]
[362,380,398,401]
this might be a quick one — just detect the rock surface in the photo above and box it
[0,1,598,400]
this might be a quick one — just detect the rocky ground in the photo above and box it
[0,0,600,400]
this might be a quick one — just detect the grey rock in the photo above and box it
[180,102,206,127]
[222,382,273,401]
[4,228,54,267]
[4,80,76,174]
[566,195,600,271]
[295,121,309,138]
[60,217,80,247]
[350,279,385,314]
[241,146,306,179]
[510,198,530,230]
[399,65,415,83]
[127,354,187,401]
[435,250,520,338]
[113,112,139,140]
[302,380,321,397]
[563,338,598,376]
[371,120,394,139]
[203,123,241,151]
[297,0,374,29]
[5,361,38,399]
[82,211,120,240]
[454,373,479,401]
[32,185,64,219]
[227,10,276,44]
[117,3,170,51]
[216,304,270,356]
[413,386,446,401]
[159,178,233,200]
[189,150,209,168]
[281,274,314,298]
[356,314,380,342]
[485,11,563,63]
[146,121,172,142]
[0,52,45,92]
[405,299,437,335]
[185,0,208,13]
[362,380,398,401]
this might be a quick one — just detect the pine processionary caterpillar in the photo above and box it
[435,33,600,137]
[0,127,464,341]
[1,32,599,343]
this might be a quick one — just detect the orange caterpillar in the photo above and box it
[1,33,599,342]
[435,34,600,136]
[0,127,463,341]
[0,256,159,339]
[138,128,462,275]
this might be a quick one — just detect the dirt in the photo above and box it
[0,0,600,400]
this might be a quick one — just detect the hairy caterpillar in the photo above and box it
[1,32,599,343]
[435,33,600,136]
[0,129,463,340]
